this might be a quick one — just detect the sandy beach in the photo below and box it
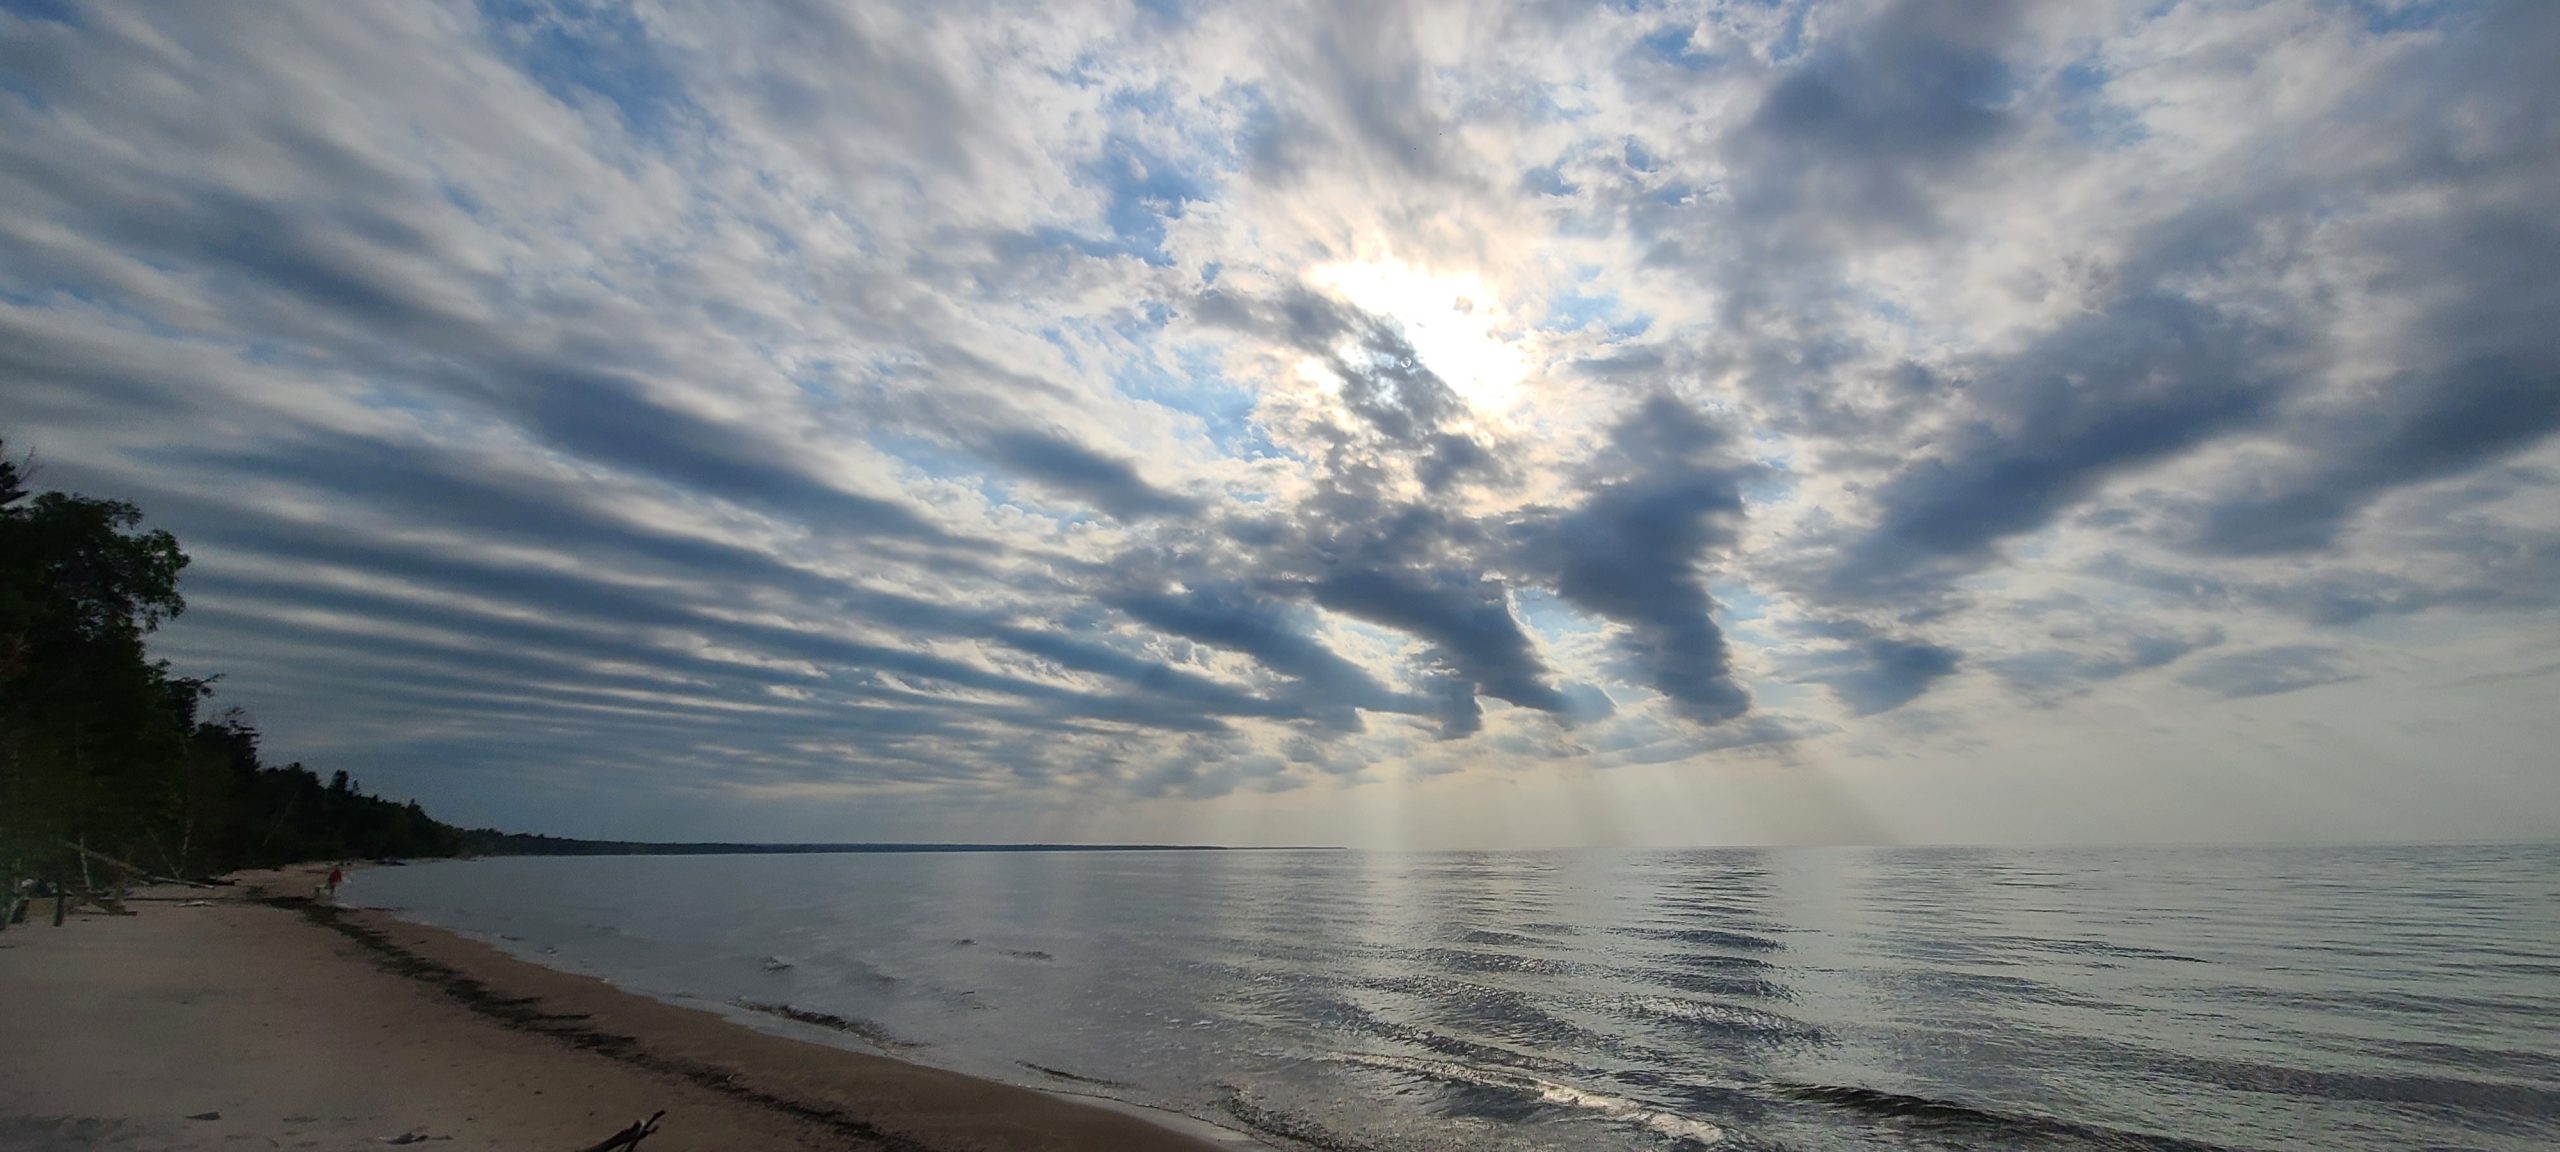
[0,865,1242,1152]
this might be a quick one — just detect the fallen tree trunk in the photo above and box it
[55,839,212,889]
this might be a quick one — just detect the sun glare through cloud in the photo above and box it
[1305,259,1536,415]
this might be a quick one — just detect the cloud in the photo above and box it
[4,0,2558,840]
[2176,645,2361,700]
[1193,285,1470,446]
[1738,0,2025,237]
[986,429,1200,520]
[1826,295,2287,607]
[518,368,975,546]
[1800,633,1964,717]
[2188,4,2560,555]
[1985,625,2223,702]
[1310,567,1568,718]
[1110,584,1423,722]
[2200,357,2560,555]
[1538,394,1752,724]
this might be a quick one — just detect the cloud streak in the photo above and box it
[4,0,2556,840]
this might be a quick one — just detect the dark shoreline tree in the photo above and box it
[2,440,466,894]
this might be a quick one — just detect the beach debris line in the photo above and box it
[573,1110,663,1152]
[1021,1062,1133,1089]
[734,999,918,1049]
[283,900,942,1152]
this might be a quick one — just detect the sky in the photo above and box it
[3,0,2556,848]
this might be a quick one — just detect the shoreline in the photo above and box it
[325,893,1265,1150]
[0,863,1249,1151]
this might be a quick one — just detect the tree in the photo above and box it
[0,446,25,507]
[1,439,472,887]
[0,439,192,880]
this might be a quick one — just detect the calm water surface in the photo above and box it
[354,844,2560,1151]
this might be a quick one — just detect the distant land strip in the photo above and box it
[453,835,1344,858]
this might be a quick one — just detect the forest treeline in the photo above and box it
[1,442,483,889]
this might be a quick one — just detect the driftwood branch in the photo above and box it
[53,840,212,888]
[574,1110,663,1152]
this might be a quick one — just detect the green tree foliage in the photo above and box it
[1,441,467,885]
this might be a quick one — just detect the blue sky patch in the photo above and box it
[477,0,692,144]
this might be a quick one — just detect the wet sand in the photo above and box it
[0,864,1243,1151]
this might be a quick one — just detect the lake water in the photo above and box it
[352,844,2560,1151]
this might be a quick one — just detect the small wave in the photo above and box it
[1352,976,1621,1051]
[732,999,916,1050]
[1777,1082,2236,1151]
[1653,968,1793,1001]
[2024,937,2211,965]
[1413,946,1585,977]
[1618,995,1823,1041]
[1613,925,1785,952]
[2167,1056,2560,1120]
[1336,1052,1722,1146]
[1217,1088,1383,1152]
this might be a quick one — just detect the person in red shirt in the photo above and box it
[325,866,343,899]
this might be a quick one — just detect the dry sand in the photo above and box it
[0,864,1248,1152]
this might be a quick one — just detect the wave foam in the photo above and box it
[1335,1051,1722,1145]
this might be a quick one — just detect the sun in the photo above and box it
[1306,260,1532,415]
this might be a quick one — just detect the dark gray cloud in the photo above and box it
[1985,626,2224,701]
[2176,645,2362,700]
[2195,181,2560,556]
[2201,356,2560,555]
[1417,430,1504,493]
[1800,633,1963,717]
[1111,584,1425,722]
[2183,2,2560,557]
[986,429,1200,520]
[1827,294,2287,606]
[2089,528,2560,629]
[170,430,984,592]
[518,367,974,546]
[1311,567,1567,718]
[1738,0,2025,237]
[1537,394,1752,724]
